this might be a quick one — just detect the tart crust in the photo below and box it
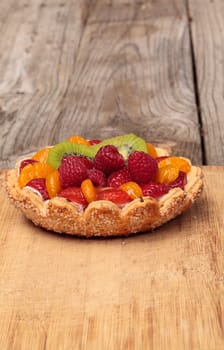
[5,150,203,237]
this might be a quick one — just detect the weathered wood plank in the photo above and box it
[0,167,224,349]
[0,0,89,167]
[188,0,224,165]
[0,0,202,168]
[58,0,202,164]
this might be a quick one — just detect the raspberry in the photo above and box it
[97,188,132,206]
[128,151,158,184]
[93,145,125,175]
[168,171,187,190]
[107,167,131,188]
[26,178,49,200]
[58,187,88,207]
[19,159,37,172]
[76,156,93,169]
[141,182,169,198]
[87,168,107,187]
[58,155,87,188]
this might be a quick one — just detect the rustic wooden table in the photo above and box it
[1,167,224,349]
[0,0,224,168]
[0,1,224,349]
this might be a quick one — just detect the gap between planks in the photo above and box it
[185,0,207,165]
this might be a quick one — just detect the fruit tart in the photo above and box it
[5,134,203,237]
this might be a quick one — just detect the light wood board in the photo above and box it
[188,0,224,165]
[0,167,224,349]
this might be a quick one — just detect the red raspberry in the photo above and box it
[141,182,169,198]
[58,187,88,207]
[168,171,187,190]
[93,145,125,175]
[97,188,132,206]
[59,155,87,188]
[20,159,37,172]
[87,168,107,187]
[76,156,93,169]
[26,178,49,200]
[107,166,131,188]
[128,151,158,184]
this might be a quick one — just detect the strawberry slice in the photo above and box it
[26,178,49,200]
[168,171,187,190]
[20,159,37,172]
[58,187,88,207]
[141,182,169,198]
[97,188,132,206]
[89,139,101,145]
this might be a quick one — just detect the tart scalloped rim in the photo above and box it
[4,147,203,237]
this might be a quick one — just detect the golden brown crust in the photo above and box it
[4,151,203,237]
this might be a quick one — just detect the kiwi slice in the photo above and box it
[47,141,95,169]
[91,133,148,159]
[47,134,147,169]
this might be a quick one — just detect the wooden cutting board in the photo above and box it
[0,167,223,350]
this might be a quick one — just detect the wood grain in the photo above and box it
[59,0,202,162]
[0,167,224,349]
[188,0,224,165]
[0,0,202,168]
[0,0,89,167]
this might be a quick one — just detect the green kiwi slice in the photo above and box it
[47,141,95,169]
[91,133,148,159]
[47,134,147,169]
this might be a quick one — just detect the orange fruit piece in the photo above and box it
[46,170,61,198]
[156,165,179,184]
[19,162,54,188]
[32,147,50,163]
[68,136,90,146]
[158,156,191,173]
[81,179,96,203]
[119,181,143,200]
[146,143,158,158]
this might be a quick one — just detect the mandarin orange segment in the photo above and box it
[146,143,158,158]
[156,164,179,184]
[46,170,61,198]
[19,163,54,188]
[18,164,36,188]
[158,156,191,173]
[81,179,97,203]
[119,181,143,200]
[68,136,90,146]
[32,147,50,163]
